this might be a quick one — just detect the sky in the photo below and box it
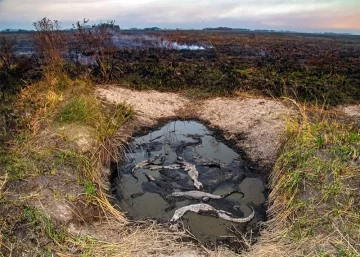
[0,0,359,34]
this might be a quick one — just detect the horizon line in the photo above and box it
[1,26,359,36]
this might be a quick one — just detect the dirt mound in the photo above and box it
[198,98,292,167]
[342,105,360,118]
[97,86,190,125]
[97,86,293,169]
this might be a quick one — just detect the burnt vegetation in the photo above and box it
[0,36,36,93]
[117,31,360,105]
[1,20,360,106]
[1,18,359,165]
[71,19,118,81]
[32,18,66,77]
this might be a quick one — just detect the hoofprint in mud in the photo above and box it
[170,203,255,223]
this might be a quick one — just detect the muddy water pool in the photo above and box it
[112,121,267,246]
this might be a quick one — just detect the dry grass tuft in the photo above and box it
[246,104,360,256]
[64,221,198,257]
[0,173,8,201]
[1,71,183,256]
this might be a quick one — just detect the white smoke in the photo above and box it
[69,52,98,66]
[112,34,212,51]
[158,40,206,50]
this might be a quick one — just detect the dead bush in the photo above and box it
[72,19,119,82]
[33,17,66,78]
[0,36,16,70]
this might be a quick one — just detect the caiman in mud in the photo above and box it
[171,203,255,223]
[166,190,244,201]
[176,157,203,190]
[131,154,163,179]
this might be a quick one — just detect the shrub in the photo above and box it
[33,17,66,79]
[0,36,16,70]
[72,19,118,82]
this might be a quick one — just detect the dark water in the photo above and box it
[112,121,267,246]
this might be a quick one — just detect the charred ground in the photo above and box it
[2,30,360,105]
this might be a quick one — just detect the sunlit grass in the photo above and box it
[268,113,360,255]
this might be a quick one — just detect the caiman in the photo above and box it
[166,190,244,202]
[170,203,254,223]
[177,157,203,190]
[131,154,162,180]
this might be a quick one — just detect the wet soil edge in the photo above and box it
[108,116,273,252]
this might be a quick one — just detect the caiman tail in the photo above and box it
[221,190,244,199]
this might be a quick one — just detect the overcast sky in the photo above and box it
[0,0,359,33]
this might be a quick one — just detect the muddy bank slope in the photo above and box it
[96,86,293,169]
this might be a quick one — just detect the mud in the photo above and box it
[97,86,292,170]
[111,120,267,247]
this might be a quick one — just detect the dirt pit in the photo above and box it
[111,120,267,248]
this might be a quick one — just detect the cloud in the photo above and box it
[0,0,359,33]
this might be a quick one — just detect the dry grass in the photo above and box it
[16,77,133,218]
[247,105,360,257]
[64,221,198,257]
[33,17,67,84]
[0,67,205,256]
[4,79,359,256]
[8,203,197,257]
[0,173,8,200]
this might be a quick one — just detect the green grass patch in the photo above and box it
[57,95,102,125]
[84,180,97,197]
[272,118,360,254]
[54,149,92,171]
[57,95,134,140]
[24,206,67,245]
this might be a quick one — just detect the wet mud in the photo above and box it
[111,120,268,247]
